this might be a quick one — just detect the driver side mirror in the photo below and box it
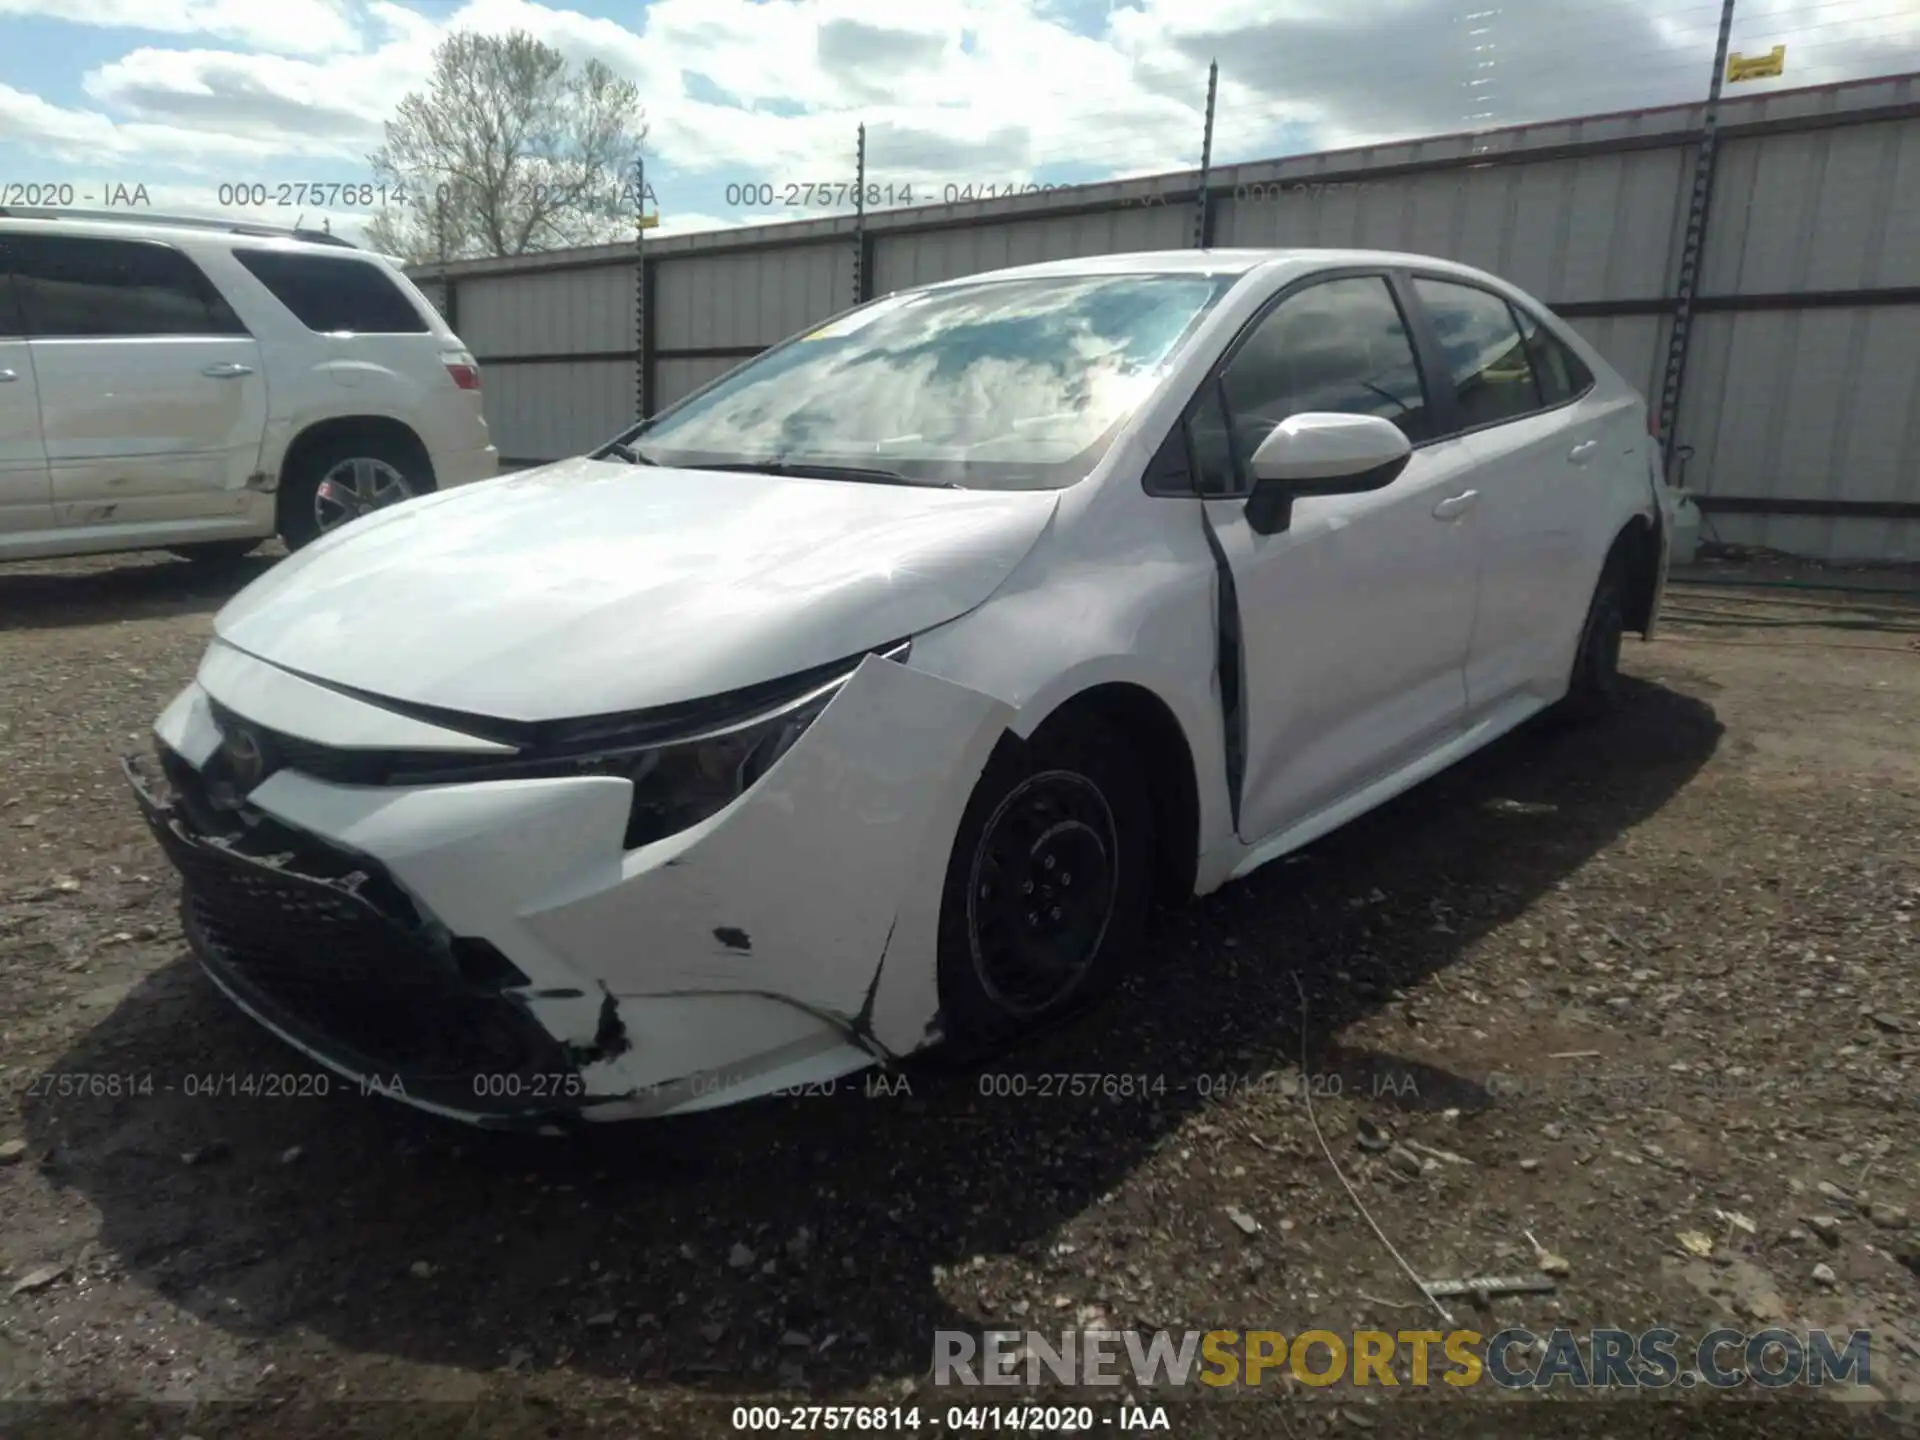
[1242,413,1413,536]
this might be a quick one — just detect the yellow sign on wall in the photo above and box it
[1727,45,1786,82]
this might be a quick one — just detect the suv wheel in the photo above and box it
[280,435,433,550]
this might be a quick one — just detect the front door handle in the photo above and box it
[1432,489,1480,521]
[1567,440,1600,466]
[0,368,17,383]
[201,362,254,378]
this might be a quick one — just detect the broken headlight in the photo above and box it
[372,640,909,845]
[592,682,841,849]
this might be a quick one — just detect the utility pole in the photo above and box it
[853,123,869,305]
[1193,60,1219,249]
[1655,0,1737,471]
[633,153,650,420]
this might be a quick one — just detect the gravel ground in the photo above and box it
[0,550,1916,1439]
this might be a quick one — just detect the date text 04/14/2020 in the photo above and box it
[726,1405,1172,1430]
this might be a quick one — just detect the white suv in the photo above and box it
[0,209,497,564]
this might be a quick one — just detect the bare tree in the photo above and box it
[365,29,647,262]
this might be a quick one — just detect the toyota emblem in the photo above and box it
[210,725,277,808]
[227,728,266,788]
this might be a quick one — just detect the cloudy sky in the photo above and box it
[0,0,1914,247]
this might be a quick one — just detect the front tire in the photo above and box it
[278,434,432,551]
[935,713,1153,1054]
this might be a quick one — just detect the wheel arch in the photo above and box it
[1607,511,1662,638]
[275,414,436,530]
[1021,680,1202,906]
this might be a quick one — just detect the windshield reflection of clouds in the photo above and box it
[639,275,1232,489]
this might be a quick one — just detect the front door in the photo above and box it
[10,232,266,529]
[1192,273,1481,845]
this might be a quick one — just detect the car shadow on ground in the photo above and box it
[0,552,278,632]
[22,676,1721,1393]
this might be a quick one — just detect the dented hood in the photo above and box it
[214,456,1059,722]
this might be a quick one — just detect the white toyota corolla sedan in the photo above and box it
[126,248,1674,1128]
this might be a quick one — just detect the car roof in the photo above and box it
[914,247,1511,290]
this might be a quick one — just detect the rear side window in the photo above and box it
[9,234,247,338]
[1412,277,1541,430]
[233,250,429,334]
[1512,305,1593,406]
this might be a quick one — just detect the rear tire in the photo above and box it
[1561,559,1627,723]
[278,433,433,551]
[168,539,260,567]
[935,712,1154,1056]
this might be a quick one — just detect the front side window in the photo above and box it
[623,272,1239,491]
[233,250,430,334]
[9,235,246,339]
[1413,277,1541,430]
[1182,275,1430,497]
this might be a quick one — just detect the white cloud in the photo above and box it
[0,0,363,57]
[0,81,328,166]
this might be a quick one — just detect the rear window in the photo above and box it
[233,250,429,334]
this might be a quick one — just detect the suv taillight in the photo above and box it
[442,351,480,391]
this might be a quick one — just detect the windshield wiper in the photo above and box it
[601,441,657,465]
[692,460,961,489]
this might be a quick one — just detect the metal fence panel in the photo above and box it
[654,246,853,351]
[485,359,635,463]
[421,74,1920,559]
[458,265,634,358]
[871,205,1191,293]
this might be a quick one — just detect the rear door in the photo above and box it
[11,232,267,527]
[0,242,54,536]
[1405,276,1617,717]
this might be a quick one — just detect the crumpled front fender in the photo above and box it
[224,653,1012,1120]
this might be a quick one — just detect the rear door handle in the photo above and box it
[1567,440,1600,465]
[0,369,18,383]
[201,362,254,378]
[1432,489,1479,521]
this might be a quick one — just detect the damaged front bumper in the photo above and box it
[124,648,1012,1129]
[126,751,629,1129]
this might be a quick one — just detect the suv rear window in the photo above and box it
[234,250,429,334]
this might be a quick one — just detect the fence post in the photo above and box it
[853,123,871,304]
[1656,0,1737,471]
[632,153,653,420]
[1193,60,1219,249]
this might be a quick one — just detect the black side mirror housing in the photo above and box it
[1244,476,1294,536]
[1243,453,1410,536]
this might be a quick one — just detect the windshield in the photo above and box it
[614,272,1239,491]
